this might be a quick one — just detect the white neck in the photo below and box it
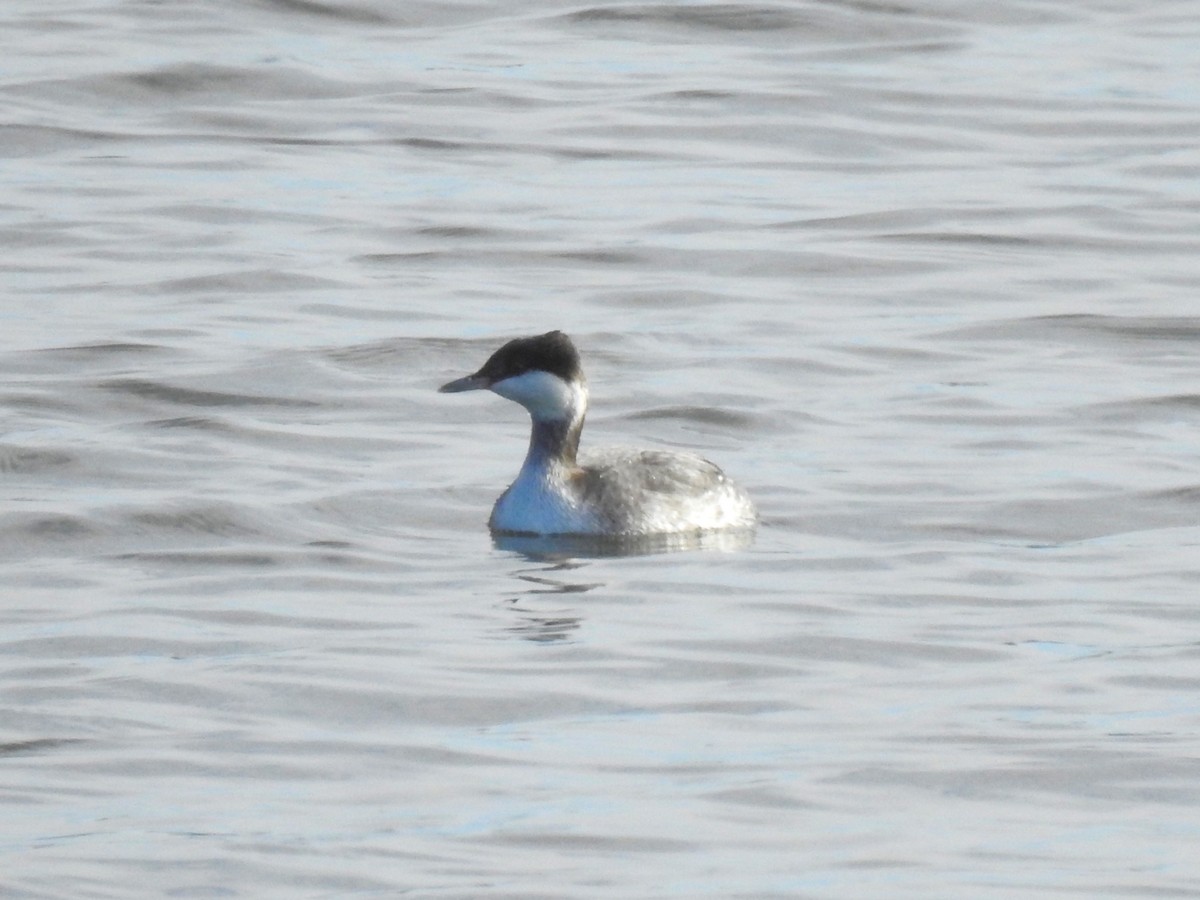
[488,373,594,534]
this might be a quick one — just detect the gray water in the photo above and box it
[3,1,1200,897]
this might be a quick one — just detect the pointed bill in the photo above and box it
[439,373,489,393]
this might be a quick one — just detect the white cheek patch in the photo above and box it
[491,370,583,421]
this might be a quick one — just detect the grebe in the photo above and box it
[439,331,756,536]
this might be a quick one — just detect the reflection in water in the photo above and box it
[494,529,754,642]
[502,598,582,643]
[493,528,756,560]
[494,531,755,641]
[516,571,601,594]
[499,562,596,642]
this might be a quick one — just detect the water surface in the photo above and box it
[3,1,1199,897]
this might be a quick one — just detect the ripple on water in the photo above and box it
[0,445,77,473]
[2,1,1199,897]
[97,378,322,409]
